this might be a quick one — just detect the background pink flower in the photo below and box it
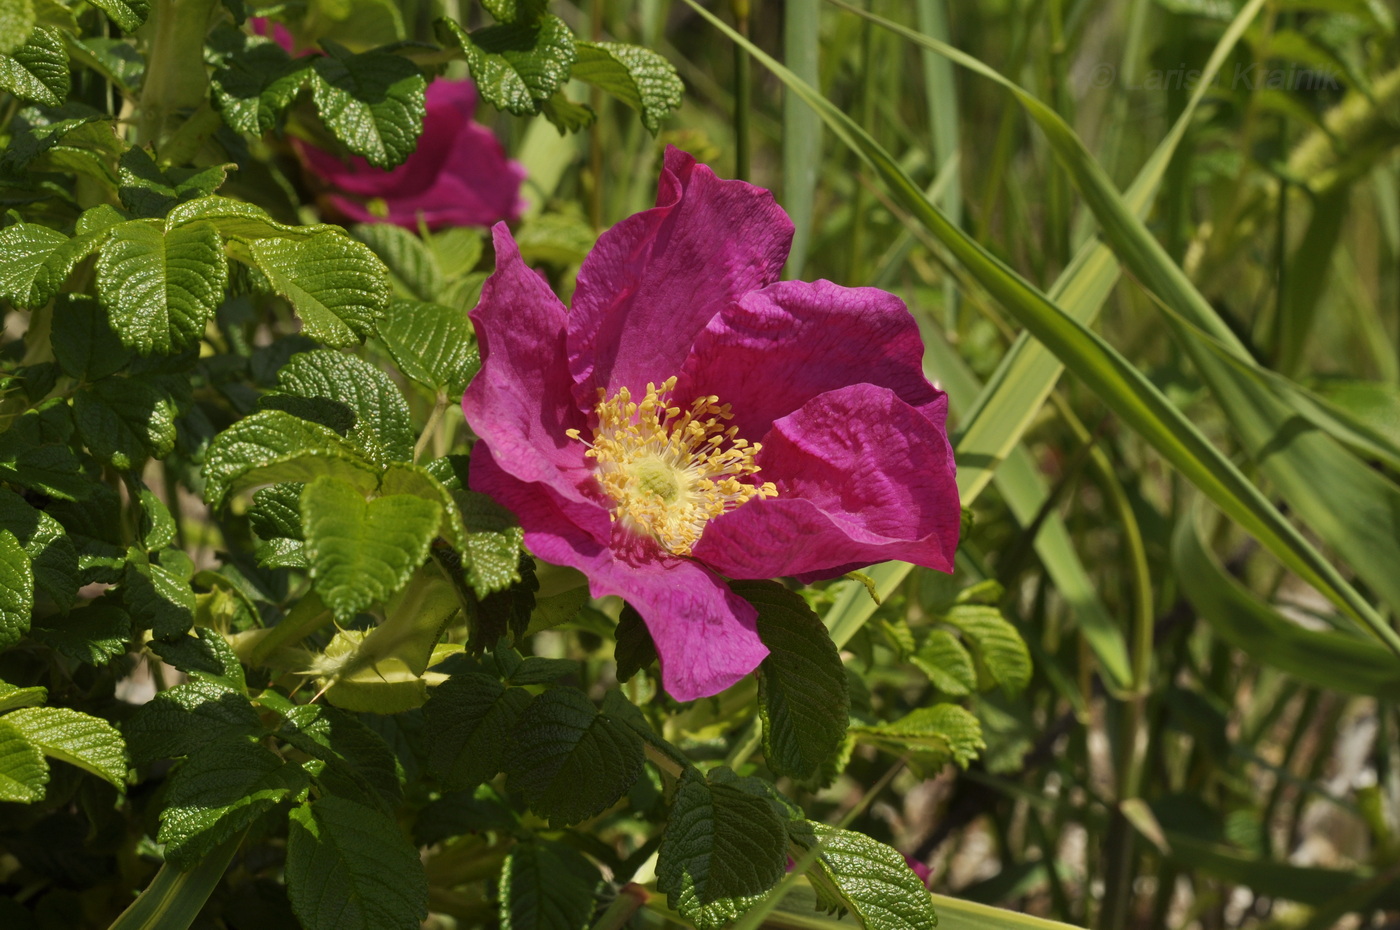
[297,79,526,230]
[462,147,959,702]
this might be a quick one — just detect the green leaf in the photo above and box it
[0,530,34,650]
[479,0,547,21]
[137,486,176,551]
[285,796,428,930]
[4,705,128,789]
[300,475,442,621]
[0,717,47,802]
[850,704,985,771]
[276,703,402,809]
[733,581,849,784]
[571,41,682,133]
[250,482,305,541]
[29,603,129,664]
[247,233,389,347]
[0,221,105,309]
[379,463,468,550]
[211,40,310,135]
[117,147,229,218]
[939,605,1032,696]
[0,0,35,55]
[265,349,413,465]
[159,739,308,867]
[149,626,245,690]
[508,656,578,686]
[353,223,444,302]
[658,768,788,928]
[0,680,45,712]
[374,298,479,396]
[309,47,426,169]
[50,293,127,381]
[74,376,178,469]
[0,26,69,106]
[106,834,243,930]
[96,220,229,354]
[787,821,939,930]
[539,93,595,134]
[424,671,531,791]
[122,679,262,764]
[499,840,602,930]
[504,687,645,826]
[87,0,147,31]
[202,409,380,508]
[912,630,976,696]
[167,196,334,241]
[436,15,576,116]
[123,548,194,639]
[0,486,77,610]
[456,489,526,597]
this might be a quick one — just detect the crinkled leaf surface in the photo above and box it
[940,604,1032,696]
[0,487,77,609]
[379,463,467,551]
[0,221,104,309]
[276,703,402,809]
[499,839,602,930]
[203,409,380,507]
[86,0,147,31]
[50,293,127,381]
[788,821,938,930]
[159,738,308,867]
[850,704,985,771]
[96,220,229,354]
[74,376,178,469]
[735,581,849,784]
[266,349,413,466]
[0,717,47,802]
[912,630,976,696]
[168,196,333,241]
[211,39,310,135]
[613,604,657,683]
[117,147,228,218]
[123,679,262,764]
[456,489,525,596]
[5,705,128,788]
[375,298,478,396]
[571,41,681,133]
[0,26,69,106]
[309,48,426,169]
[0,530,33,649]
[355,225,444,302]
[0,681,46,712]
[504,687,643,826]
[436,15,575,115]
[29,604,130,664]
[285,796,428,930]
[657,768,788,928]
[250,482,305,541]
[248,233,389,347]
[123,549,194,639]
[300,476,441,621]
[0,0,35,55]
[424,671,530,791]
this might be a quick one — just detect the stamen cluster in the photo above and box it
[567,376,777,555]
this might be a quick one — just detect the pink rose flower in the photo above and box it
[296,79,526,230]
[462,147,959,701]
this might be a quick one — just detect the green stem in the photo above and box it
[414,390,448,464]
[591,884,650,930]
[732,0,752,181]
[137,0,218,148]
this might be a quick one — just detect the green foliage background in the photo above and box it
[2,0,1400,929]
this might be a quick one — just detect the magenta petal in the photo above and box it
[473,448,767,702]
[692,384,959,579]
[567,146,794,411]
[462,226,594,506]
[680,279,946,442]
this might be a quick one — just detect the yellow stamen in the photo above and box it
[566,376,777,556]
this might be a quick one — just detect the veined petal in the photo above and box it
[463,226,594,506]
[692,384,959,579]
[680,279,945,442]
[474,449,767,702]
[567,146,793,412]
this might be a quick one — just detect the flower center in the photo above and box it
[567,376,777,556]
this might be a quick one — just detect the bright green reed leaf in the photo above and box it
[435,15,577,116]
[107,832,243,930]
[504,687,644,826]
[158,739,308,868]
[309,47,427,169]
[657,768,789,929]
[787,821,939,930]
[499,840,603,930]
[201,409,380,508]
[571,41,683,134]
[247,233,389,347]
[0,26,70,106]
[0,717,48,802]
[735,580,849,785]
[4,705,128,789]
[96,220,229,355]
[0,530,33,650]
[285,796,428,930]
[299,476,442,622]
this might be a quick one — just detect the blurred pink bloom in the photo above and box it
[296,80,527,230]
[903,854,933,886]
[462,147,959,701]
